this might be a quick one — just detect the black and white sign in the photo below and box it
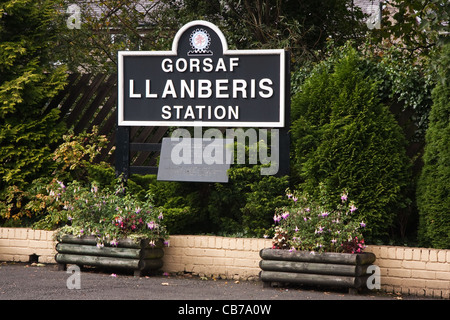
[118,20,286,127]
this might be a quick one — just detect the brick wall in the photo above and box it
[365,246,450,299]
[0,228,56,263]
[0,228,449,298]
[163,235,272,281]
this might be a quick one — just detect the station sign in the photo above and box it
[118,20,286,127]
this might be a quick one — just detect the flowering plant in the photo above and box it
[47,179,168,247]
[269,185,366,253]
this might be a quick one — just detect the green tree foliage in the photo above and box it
[417,44,450,249]
[373,0,449,55]
[0,0,68,221]
[207,166,289,237]
[53,0,368,73]
[130,166,289,237]
[290,45,412,241]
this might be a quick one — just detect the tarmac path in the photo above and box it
[0,262,440,318]
[0,262,431,301]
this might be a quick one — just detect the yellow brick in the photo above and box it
[28,240,48,249]
[0,239,10,247]
[215,237,223,249]
[387,247,397,259]
[194,236,203,248]
[401,278,426,288]
[0,253,13,261]
[187,236,195,248]
[39,255,57,264]
[425,262,450,272]
[378,258,402,269]
[402,260,426,270]
[10,239,29,247]
[7,229,15,239]
[235,238,244,250]
[228,238,237,250]
[15,228,29,240]
[207,236,216,248]
[403,248,413,260]
[437,250,447,263]
[429,250,438,262]
[421,248,430,261]
[388,268,411,278]
[396,248,404,260]
[426,279,450,290]
[411,270,436,280]
[436,272,450,281]
[412,248,421,260]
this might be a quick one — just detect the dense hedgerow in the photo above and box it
[417,44,450,249]
[0,1,68,221]
[290,45,412,241]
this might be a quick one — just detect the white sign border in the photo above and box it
[118,20,285,128]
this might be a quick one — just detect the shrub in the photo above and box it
[36,179,168,246]
[1,127,112,226]
[208,165,289,237]
[270,184,366,253]
[291,45,412,241]
[417,44,450,249]
[0,0,68,221]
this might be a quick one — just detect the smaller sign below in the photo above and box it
[157,138,233,183]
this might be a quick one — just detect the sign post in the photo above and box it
[116,20,289,181]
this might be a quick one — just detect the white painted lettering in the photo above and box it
[229,57,239,71]
[180,79,195,98]
[176,58,188,72]
[129,79,141,98]
[203,58,213,72]
[161,105,172,119]
[216,79,229,98]
[190,58,200,72]
[259,78,273,98]
[162,80,177,98]
[145,80,158,98]
[198,80,212,98]
[215,58,226,72]
[232,79,247,98]
[161,58,173,72]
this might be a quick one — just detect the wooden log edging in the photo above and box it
[55,235,164,276]
[259,248,376,292]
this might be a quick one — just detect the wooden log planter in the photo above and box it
[55,235,164,276]
[259,248,376,293]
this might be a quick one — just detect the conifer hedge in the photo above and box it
[290,46,412,241]
[0,0,68,220]
[417,44,450,249]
